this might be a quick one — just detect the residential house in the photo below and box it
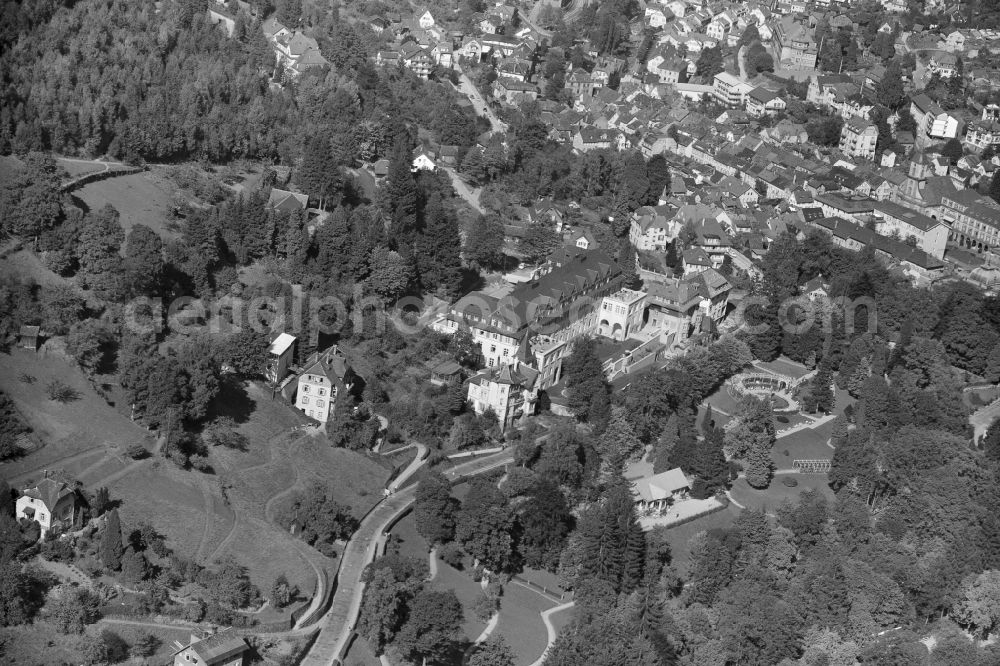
[927,51,958,78]
[643,268,731,343]
[467,361,539,432]
[630,206,680,251]
[653,58,689,85]
[839,117,879,160]
[573,128,622,152]
[645,7,670,28]
[272,31,329,76]
[417,9,435,28]
[773,15,818,69]
[745,87,786,117]
[412,146,437,171]
[965,120,1000,154]
[267,188,308,213]
[493,79,539,104]
[172,630,250,666]
[568,228,598,250]
[815,193,876,221]
[567,70,597,97]
[910,94,960,140]
[16,478,80,539]
[528,200,566,232]
[295,346,356,424]
[719,175,759,207]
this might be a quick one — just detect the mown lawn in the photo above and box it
[652,503,741,576]
[431,557,488,642]
[729,475,835,514]
[774,418,837,465]
[493,582,557,665]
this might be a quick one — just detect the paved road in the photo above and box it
[443,166,484,214]
[300,451,513,666]
[524,0,554,36]
[971,398,1000,441]
[457,71,506,134]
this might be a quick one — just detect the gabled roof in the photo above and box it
[300,346,353,385]
[268,188,308,213]
[22,478,75,511]
[632,468,690,502]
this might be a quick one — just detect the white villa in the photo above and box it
[295,346,356,424]
[16,478,80,538]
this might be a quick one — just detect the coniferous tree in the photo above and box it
[416,193,463,297]
[577,483,645,593]
[564,337,611,430]
[384,144,419,248]
[100,509,124,571]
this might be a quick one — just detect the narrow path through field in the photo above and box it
[8,444,107,485]
[527,601,576,666]
[195,485,216,562]
[427,547,438,581]
[205,431,303,564]
[83,435,166,490]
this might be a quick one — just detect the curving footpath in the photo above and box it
[300,450,513,666]
[527,601,576,666]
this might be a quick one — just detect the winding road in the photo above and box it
[300,450,513,666]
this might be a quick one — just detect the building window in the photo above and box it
[302,397,309,405]
[318,389,325,396]
[303,385,310,393]
[316,400,325,409]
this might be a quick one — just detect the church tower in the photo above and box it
[894,151,931,212]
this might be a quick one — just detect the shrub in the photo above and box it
[125,444,149,460]
[439,543,464,570]
[45,380,79,403]
[782,477,798,487]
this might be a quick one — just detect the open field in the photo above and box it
[0,349,155,484]
[494,583,558,665]
[653,503,741,576]
[108,462,233,568]
[729,474,835,514]
[74,169,180,240]
[0,245,82,294]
